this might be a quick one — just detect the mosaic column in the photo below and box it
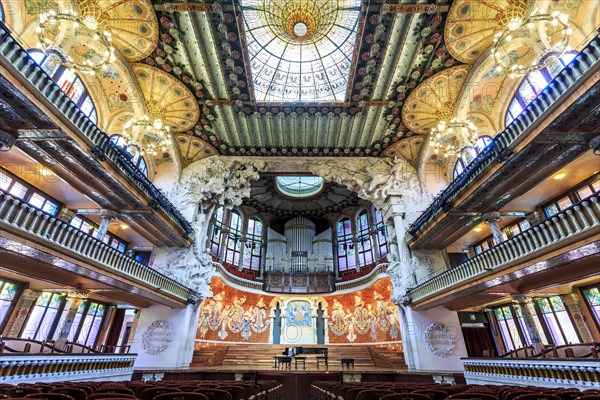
[560,293,593,342]
[54,291,89,348]
[511,294,543,352]
[482,212,504,244]
[5,289,41,337]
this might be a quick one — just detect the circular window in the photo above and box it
[276,176,324,198]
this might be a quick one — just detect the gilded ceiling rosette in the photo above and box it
[77,0,159,62]
[176,135,219,167]
[401,65,471,134]
[444,0,534,64]
[132,63,200,133]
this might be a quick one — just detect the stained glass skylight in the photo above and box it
[276,176,324,197]
[241,0,361,102]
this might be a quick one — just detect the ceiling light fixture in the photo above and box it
[473,227,482,233]
[553,172,567,181]
[492,10,572,78]
[121,116,172,157]
[429,118,479,158]
[36,9,115,75]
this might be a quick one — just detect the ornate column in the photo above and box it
[54,291,89,348]
[560,293,594,342]
[96,210,117,241]
[483,212,504,244]
[511,294,543,353]
[57,208,77,223]
[5,289,41,337]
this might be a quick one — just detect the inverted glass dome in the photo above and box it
[241,0,361,102]
[276,176,324,198]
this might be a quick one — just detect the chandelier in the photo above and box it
[121,116,172,157]
[36,7,115,75]
[492,9,572,77]
[429,119,479,158]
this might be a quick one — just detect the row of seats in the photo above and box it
[310,382,600,400]
[0,379,284,400]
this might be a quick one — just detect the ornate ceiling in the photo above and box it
[6,0,597,167]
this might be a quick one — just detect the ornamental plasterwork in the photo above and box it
[142,320,173,355]
[425,322,456,358]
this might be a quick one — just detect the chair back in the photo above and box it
[356,389,396,400]
[216,386,247,400]
[193,389,232,400]
[25,394,75,400]
[153,393,209,400]
[141,388,180,400]
[7,388,42,397]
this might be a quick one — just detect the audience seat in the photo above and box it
[355,389,396,400]
[153,393,209,400]
[48,388,87,400]
[25,394,75,400]
[192,390,231,400]
[95,389,134,397]
[6,389,41,398]
[513,395,561,400]
[448,393,499,400]
[140,388,180,400]
[378,393,432,400]
[87,394,136,400]
[216,386,247,400]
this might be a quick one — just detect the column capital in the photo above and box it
[482,212,502,224]
[66,290,89,300]
[511,294,533,304]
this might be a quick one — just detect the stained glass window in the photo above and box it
[211,206,225,256]
[225,211,243,265]
[505,52,577,126]
[0,279,21,331]
[374,208,388,258]
[493,305,524,352]
[536,296,580,345]
[582,286,600,329]
[76,302,107,347]
[241,0,361,102]
[21,291,66,340]
[243,218,263,270]
[337,217,355,271]
[356,210,373,267]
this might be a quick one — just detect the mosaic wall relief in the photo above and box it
[196,277,401,344]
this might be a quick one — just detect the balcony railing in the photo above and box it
[0,22,192,238]
[407,194,600,303]
[408,33,600,240]
[0,353,136,384]
[0,192,195,302]
[462,358,600,389]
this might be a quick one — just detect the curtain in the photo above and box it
[462,326,496,357]
[104,308,125,352]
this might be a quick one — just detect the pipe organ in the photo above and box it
[266,217,334,274]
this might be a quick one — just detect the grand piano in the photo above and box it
[275,346,329,370]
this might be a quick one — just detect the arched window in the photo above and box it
[505,52,577,126]
[224,210,243,266]
[243,217,262,270]
[210,206,224,255]
[356,210,373,266]
[110,135,148,177]
[336,218,355,271]
[29,50,98,125]
[452,135,493,179]
[373,208,388,258]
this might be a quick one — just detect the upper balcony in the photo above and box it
[0,23,192,248]
[408,33,600,250]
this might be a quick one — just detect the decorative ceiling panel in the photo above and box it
[402,65,471,134]
[95,0,159,61]
[132,63,200,132]
[176,134,219,167]
[444,0,516,64]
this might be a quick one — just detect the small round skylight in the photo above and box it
[276,176,324,198]
[294,22,308,37]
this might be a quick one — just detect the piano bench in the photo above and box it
[316,356,328,370]
[294,356,307,370]
[341,358,354,369]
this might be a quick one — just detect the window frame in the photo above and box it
[224,210,243,266]
[68,215,128,253]
[0,167,62,216]
[20,291,68,341]
[0,278,24,334]
[579,284,600,333]
[243,217,263,271]
[535,296,582,346]
[356,210,374,267]
[336,217,356,272]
